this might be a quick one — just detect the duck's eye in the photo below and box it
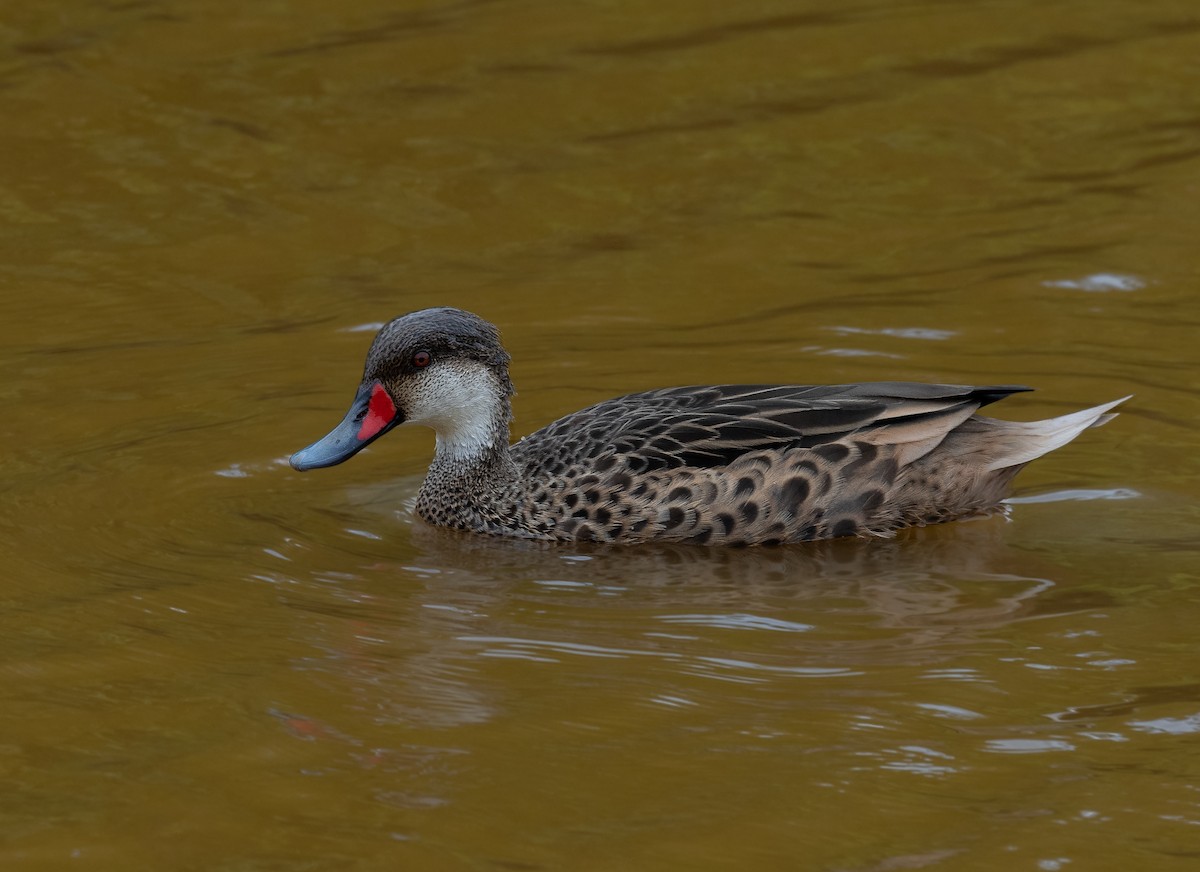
[412,350,432,368]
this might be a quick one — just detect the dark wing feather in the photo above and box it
[514,383,1030,474]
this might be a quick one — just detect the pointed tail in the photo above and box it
[976,396,1131,471]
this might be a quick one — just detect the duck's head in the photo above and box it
[290,307,514,471]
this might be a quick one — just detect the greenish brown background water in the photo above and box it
[2,1,1198,869]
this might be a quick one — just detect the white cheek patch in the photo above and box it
[403,361,501,460]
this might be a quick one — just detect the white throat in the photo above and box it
[403,361,506,462]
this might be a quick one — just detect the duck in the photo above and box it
[290,307,1127,546]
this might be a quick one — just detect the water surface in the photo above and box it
[3,1,1199,869]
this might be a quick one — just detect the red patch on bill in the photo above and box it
[357,383,397,441]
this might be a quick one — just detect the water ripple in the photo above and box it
[1043,273,1147,292]
[459,634,856,682]
[1129,714,1200,735]
[985,738,1076,754]
[657,613,815,633]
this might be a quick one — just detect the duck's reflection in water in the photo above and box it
[284,480,1110,649]
[400,513,1098,630]
[340,517,1106,695]
[269,504,1112,775]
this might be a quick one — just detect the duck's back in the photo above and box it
[508,382,1059,544]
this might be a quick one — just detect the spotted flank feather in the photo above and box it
[290,308,1128,545]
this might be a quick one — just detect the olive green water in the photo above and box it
[3,1,1199,869]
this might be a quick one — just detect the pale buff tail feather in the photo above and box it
[856,402,980,467]
[962,396,1131,472]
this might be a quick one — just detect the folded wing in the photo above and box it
[516,382,1032,474]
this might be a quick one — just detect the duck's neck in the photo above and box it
[414,370,520,525]
[429,399,515,478]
